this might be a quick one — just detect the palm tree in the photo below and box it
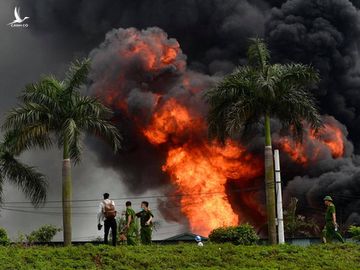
[3,59,122,246]
[204,39,322,244]
[0,139,47,206]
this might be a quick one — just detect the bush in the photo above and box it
[348,226,360,240]
[284,197,320,238]
[0,227,10,246]
[209,224,259,245]
[27,225,61,243]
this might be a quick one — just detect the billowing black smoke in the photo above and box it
[18,0,360,229]
[20,0,271,74]
[267,0,360,150]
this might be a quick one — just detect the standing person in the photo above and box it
[97,193,117,246]
[136,201,154,245]
[322,196,345,243]
[125,201,137,245]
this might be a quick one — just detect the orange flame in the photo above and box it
[143,99,262,235]
[121,30,184,71]
[311,124,344,158]
[143,99,203,145]
[280,121,345,164]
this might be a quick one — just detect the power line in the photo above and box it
[2,186,264,205]
[0,195,236,215]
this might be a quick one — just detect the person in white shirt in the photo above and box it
[97,193,117,246]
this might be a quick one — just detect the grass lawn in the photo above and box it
[0,243,359,269]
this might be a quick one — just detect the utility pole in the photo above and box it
[274,149,285,244]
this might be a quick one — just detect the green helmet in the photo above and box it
[323,195,333,202]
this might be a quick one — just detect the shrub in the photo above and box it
[14,232,27,246]
[0,227,10,246]
[284,197,320,238]
[27,225,61,243]
[209,224,259,245]
[348,226,360,240]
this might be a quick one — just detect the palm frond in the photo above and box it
[81,118,122,152]
[280,63,320,85]
[225,98,261,137]
[272,63,322,138]
[68,130,83,164]
[3,102,53,131]
[205,67,256,109]
[64,58,91,94]
[207,101,231,142]
[0,150,47,206]
[60,118,78,148]
[4,126,53,154]
[21,76,63,110]
[205,66,264,141]
[58,118,83,163]
[273,86,322,139]
[24,75,64,94]
[73,95,112,119]
[247,38,270,69]
[275,64,320,98]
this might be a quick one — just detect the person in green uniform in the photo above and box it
[136,201,154,245]
[322,196,345,243]
[125,201,137,245]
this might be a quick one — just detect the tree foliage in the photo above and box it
[204,38,322,142]
[26,225,62,243]
[0,141,47,206]
[2,59,122,163]
[349,225,360,241]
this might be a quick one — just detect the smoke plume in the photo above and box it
[267,0,360,151]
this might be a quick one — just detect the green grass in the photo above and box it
[0,243,359,270]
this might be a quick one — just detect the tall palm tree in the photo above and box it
[3,59,122,246]
[0,139,47,206]
[204,39,322,244]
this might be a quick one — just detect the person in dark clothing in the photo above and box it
[97,193,117,246]
[136,201,154,245]
[322,196,345,243]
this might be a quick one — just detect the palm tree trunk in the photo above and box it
[264,114,277,244]
[62,139,72,246]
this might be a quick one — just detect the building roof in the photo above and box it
[163,232,208,241]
